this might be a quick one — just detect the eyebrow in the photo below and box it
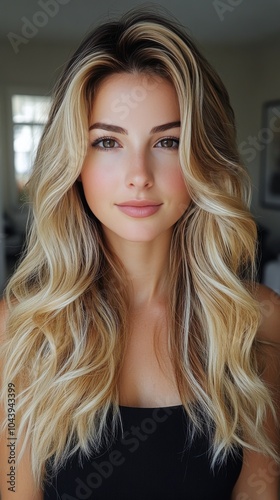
[88,121,181,134]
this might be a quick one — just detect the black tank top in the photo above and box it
[44,405,242,500]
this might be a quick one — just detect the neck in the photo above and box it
[103,228,172,307]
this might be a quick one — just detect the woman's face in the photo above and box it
[81,72,191,245]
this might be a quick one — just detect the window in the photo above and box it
[11,94,51,197]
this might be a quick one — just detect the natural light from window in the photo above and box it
[11,94,51,197]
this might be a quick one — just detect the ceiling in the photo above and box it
[0,0,280,46]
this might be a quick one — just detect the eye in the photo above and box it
[91,137,120,149]
[155,137,179,149]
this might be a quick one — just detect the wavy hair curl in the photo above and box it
[1,6,278,487]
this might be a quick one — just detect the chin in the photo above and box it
[109,229,164,243]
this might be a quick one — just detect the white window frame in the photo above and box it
[5,86,51,208]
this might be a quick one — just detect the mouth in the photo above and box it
[116,200,162,207]
[115,201,163,218]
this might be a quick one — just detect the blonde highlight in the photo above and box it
[1,6,278,488]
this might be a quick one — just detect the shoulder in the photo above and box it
[254,284,280,429]
[0,299,9,366]
[0,300,43,499]
[255,283,280,345]
[232,283,280,499]
[0,298,9,333]
[0,298,9,362]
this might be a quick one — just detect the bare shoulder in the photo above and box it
[231,283,280,499]
[253,283,280,392]
[0,299,43,499]
[0,298,9,340]
[255,283,280,344]
[0,299,10,373]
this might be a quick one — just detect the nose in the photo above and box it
[125,151,154,189]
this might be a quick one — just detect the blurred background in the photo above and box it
[0,0,280,294]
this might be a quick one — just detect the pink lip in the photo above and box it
[115,201,162,218]
[117,200,162,207]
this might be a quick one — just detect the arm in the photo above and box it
[231,285,280,499]
[0,300,43,500]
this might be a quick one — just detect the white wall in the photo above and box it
[0,214,6,296]
[203,36,280,250]
[0,38,76,287]
[0,191,6,296]
[0,86,6,294]
[0,39,75,211]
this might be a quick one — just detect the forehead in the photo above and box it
[90,72,180,121]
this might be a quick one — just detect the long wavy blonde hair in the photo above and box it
[1,6,278,488]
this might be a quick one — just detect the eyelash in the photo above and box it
[91,136,118,150]
[91,136,180,150]
[156,137,180,149]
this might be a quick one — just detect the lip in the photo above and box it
[115,201,163,218]
[116,200,162,207]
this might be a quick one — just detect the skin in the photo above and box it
[81,72,190,409]
[0,73,279,499]
[81,72,191,307]
[81,72,280,498]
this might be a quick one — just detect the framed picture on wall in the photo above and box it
[260,100,280,209]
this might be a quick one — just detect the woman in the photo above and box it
[0,7,279,500]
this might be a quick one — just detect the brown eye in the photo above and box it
[162,139,174,148]
[155,138,179,149]
[92,137,120,150]
[102,139,117,148]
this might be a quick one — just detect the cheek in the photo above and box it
[165,168,191,210]
[81,163,113,208]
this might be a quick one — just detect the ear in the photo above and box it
[77,174,82,182]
